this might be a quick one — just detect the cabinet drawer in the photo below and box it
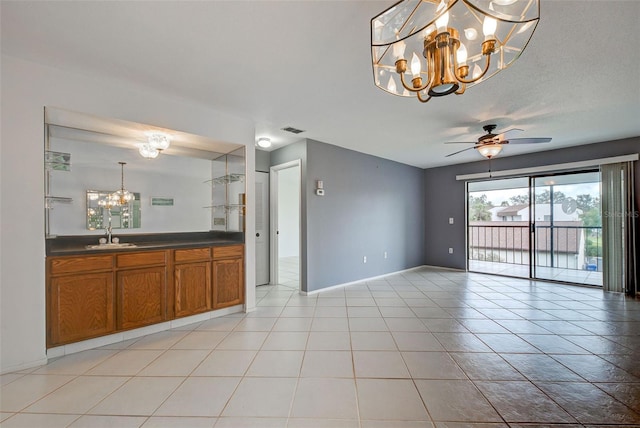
[49,255,113,275]
[174,247,211,263]
[213,245,244,259]
[117,251,166,268]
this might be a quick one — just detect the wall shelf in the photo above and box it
[204,173,245,187]
[45,196,73,209]
[204,204,246,211]
[208,149,246,232]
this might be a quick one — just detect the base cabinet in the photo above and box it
[49,272,115,345]
[213,245,244,309]
[174,261,212,318]
[117,267,167,330]
[47,244,244,347]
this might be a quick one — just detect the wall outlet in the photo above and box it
[449,217,454,225]
[363,256,367,263]
[448,248,454,254]
[384,251,388,259]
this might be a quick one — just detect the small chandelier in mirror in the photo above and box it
[371,0,540,103]
[107,162,134,206]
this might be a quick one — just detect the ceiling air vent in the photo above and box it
[281,126,305,134]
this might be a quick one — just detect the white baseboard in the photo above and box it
[301,265,426,296]
[0,356,49,375]
[421,264,466,272]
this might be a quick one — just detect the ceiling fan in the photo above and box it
[445,124,552,159]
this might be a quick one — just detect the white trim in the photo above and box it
[301,265,428,296]
[456,154,639,181]
[269,160,302,290]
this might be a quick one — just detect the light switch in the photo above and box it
[449,217,454,225]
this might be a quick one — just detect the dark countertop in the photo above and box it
[46,231,244,256]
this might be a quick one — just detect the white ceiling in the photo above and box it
[2,1,639,169]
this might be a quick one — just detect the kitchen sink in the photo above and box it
[85,242,137,250]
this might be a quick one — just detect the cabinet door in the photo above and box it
[212,257,244,309]
[117,267,167,330]
[174,262,212,318]
[49,272,115,346]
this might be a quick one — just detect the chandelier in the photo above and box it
[107,162,134,206]
[371,0,540,103]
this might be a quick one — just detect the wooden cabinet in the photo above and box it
[115,251,167,330]
[174,248,212,318]
[213,245,244,309]
[117,266,167,330]
[47,254,115,347]
[47,244,244,347]
[49,272,114,346]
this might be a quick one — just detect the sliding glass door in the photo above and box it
[467,177,531,278]
[468,171,603,286]
[532,172,602,285]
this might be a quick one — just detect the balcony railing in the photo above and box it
[468,223,602,271]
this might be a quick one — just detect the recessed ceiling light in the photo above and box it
[256,137,272,148]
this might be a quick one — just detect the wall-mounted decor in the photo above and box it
[151,197,174,206]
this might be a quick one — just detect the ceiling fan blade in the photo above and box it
[444,141,476,144]
[505,137,552,144]
[496,128,523,142]
[446,146,478,157]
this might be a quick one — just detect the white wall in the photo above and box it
[0,54,257,373]
[277,166,300,258]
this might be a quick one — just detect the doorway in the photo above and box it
[255,171,270,286]
[270,160,301,290]
[467,171,602,286]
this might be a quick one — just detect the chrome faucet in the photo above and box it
[105,225,112,244]
[105,215,113,244]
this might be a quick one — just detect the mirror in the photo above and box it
[44,107,246,237]
[86,190,141,230]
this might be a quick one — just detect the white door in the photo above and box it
[255,171,270,285]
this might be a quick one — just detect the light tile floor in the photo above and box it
[2,266,640,427]
[278,256,300,291]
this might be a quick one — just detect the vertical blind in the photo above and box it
[601,162,638,294]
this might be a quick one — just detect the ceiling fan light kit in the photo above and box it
[371,0,540,103]
[476,143,502,159]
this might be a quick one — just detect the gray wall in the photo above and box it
[424,137,640,269]
[271,139,425,292]
[305,140,425,292]
[255,149,271,172]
